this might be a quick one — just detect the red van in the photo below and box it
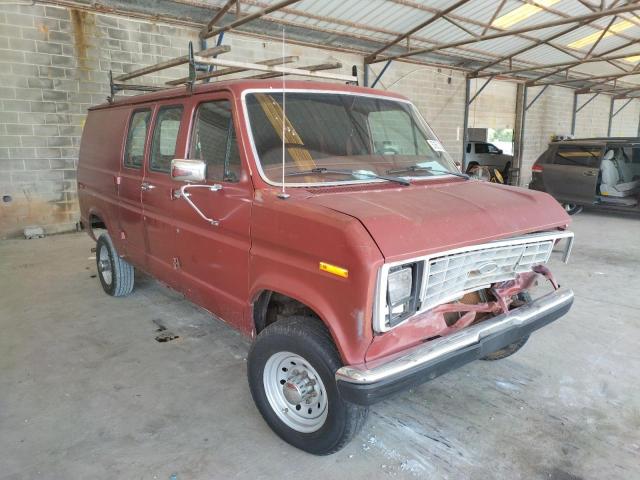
[78,80,574,454]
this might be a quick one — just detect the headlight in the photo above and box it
[374,262,423,331]
[388,267,413,306]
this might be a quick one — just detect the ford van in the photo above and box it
[78,80,574,455]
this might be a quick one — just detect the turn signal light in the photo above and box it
[319,262,349,278]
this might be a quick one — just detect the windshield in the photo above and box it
[243,91,458,185]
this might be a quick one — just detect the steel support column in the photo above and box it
[462,77,471,170]
[363,61,369,87]
[571,92,578,136]
[608,96,615,136]
[514,84,527,186]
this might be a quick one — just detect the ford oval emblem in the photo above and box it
[476,262,499,275]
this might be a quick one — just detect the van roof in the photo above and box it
[89,79,408,111]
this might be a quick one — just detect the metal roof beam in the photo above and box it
[525,84,549,111]
[388,0,624,68]
[200,0,237,39]
[365,0,471,61]
[371,60,393,88]
[468,76,494,104]
[533,70,640,87]
[367,3,640,64]
[469,23,584,77]
[575,92,600,113]
[482,0,507,36]
[477,44,640,79]
[442,16,479,38]
[612,97,634,117]
[201,0,302,39]
[583,15,617,58]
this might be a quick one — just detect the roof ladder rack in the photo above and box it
[107,39,358,103]
[108,41,231,102]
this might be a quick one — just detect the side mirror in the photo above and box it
[171,159,206,183]
[497,149,503,154]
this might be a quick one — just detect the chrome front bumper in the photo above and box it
[336,287,574,405]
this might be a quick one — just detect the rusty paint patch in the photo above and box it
[70,9,91,69]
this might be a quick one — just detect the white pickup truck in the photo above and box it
[465,141,513,176]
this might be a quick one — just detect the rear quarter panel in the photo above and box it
[77,107,130,244]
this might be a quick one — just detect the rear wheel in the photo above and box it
[562,203,583,215]
[466,161,479,174]
[247,316,368,455]
[96,233,134,297]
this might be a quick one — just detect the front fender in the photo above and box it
[248,190,384,365]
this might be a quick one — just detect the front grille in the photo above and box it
[421,239,554,310]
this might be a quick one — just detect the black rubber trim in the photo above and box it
[337,297,573,406]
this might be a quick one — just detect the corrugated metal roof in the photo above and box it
[168,0,640,92]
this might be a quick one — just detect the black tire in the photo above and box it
[562,203,583,215]
[502,162,511,184]
[480,292,531,361]
[466,162,479,174]
[96,233,134,297]
[247,316,368,455]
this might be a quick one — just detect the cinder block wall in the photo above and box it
[468,79,517,131]
[367,61,467,160]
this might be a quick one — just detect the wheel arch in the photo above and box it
[86,207,114,241]
[250,287,355,364]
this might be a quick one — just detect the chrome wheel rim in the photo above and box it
[263,351,328,433]
[98,245,113,286]
[563,203,576,212]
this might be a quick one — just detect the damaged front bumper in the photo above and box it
[336,287,574,406]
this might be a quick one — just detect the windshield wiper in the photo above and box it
[285,167,410,186]
[386,165,469,179]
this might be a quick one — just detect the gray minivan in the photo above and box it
[529,138,640,214]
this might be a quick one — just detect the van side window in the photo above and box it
[150,106,183,173]
[553,146,601,168]
[190,100,241,182]
[124,109,151,169]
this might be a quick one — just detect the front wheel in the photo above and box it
[480,292,531,361]
[247,317,368,455]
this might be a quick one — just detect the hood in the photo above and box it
[305,179,570,260]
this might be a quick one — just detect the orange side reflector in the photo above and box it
[319,262,348,278]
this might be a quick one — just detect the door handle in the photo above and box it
[141,182,156,191]
[582,170,597,177]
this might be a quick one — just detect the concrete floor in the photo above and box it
[1,211,639,480]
